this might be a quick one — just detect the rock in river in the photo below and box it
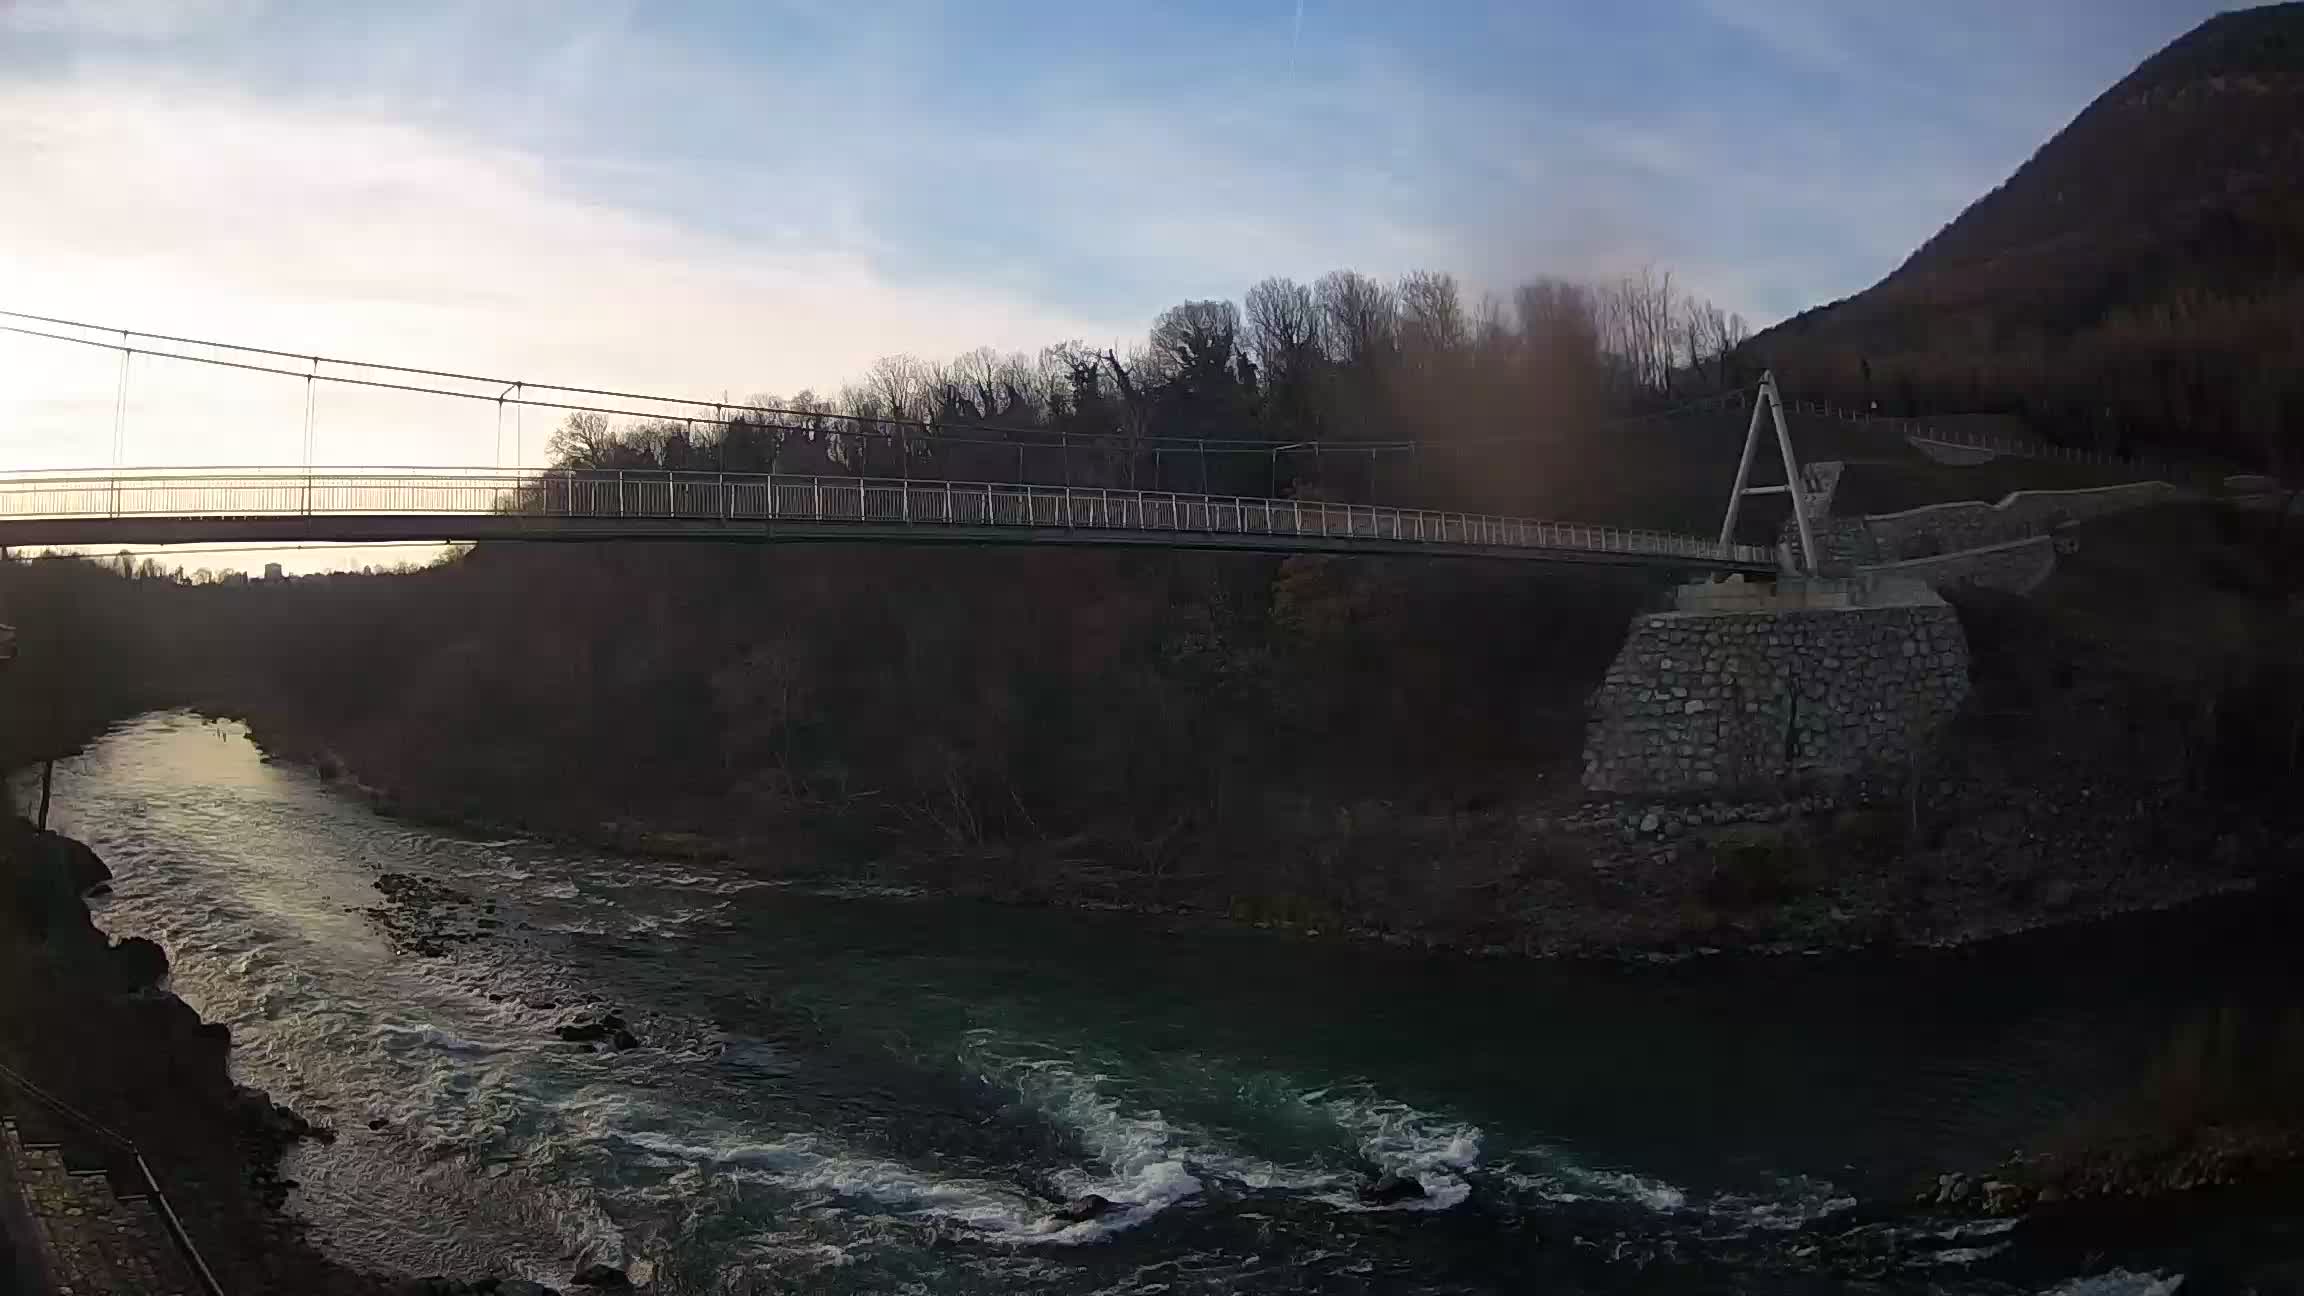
[555,1010,637,1046]
[111,934,171,990]
[1359,1172,1427,1205]
[1052,1194,1116,1223]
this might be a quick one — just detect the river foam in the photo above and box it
[2038,1271,2186,1296]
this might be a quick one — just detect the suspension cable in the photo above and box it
[110,337,131,469]
[302,356,319,468]
[0,308,1758,455]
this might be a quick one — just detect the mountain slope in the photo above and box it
[1750,3,2304,468]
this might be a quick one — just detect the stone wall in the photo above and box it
[1582,592,1970,797]
[1909,438,2003,466]
[1799,460,1844,518]
[1857,534,2059,597]
[1797,478,2183,569]
[1811,481,2182,567]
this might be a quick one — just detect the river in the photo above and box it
[33,712,2300,1294]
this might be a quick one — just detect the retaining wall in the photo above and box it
[1857,534,2059,597]
[1909,439,2002,466]
[1582,592,1970,797]
[1808,480,2183,568]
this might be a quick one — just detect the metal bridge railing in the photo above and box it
[0,469,1775,567]
[0,1057,226,1296]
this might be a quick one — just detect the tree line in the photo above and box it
[545,266,1753,517]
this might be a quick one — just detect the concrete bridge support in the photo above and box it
[1582,577,1970,796]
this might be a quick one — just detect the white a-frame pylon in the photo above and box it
[1717,371,1818,573]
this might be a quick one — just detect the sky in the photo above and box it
[0,0,2244,570]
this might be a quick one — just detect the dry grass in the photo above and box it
[2020,1006,2304,1201]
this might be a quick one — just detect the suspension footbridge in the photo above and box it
[0,469,1773,568]
[0,311,1793,573]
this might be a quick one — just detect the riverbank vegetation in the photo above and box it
[2033,1005,2304,1203]
[0,555,215,771]
[1925,1002,2304,1223]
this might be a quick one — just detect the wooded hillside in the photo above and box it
[1749,4,2304,471]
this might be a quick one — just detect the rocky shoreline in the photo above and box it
[0,818,632,1295]
[1928,1127,2304,1218]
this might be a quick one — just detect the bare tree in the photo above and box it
[1316,271,1398,369]
[862,354,935,473]
[1244,277,1321,388]
[548,411,620,468]
[1100,347,1153,485]
[1596,267,1678,397]
[865,354,931,424]
[1514,279,1602,363]
[1148,300,1243,385]
[1397,270,1468,362]
[834,382,883,473]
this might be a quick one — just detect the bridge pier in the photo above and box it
[1581,576,1970,797]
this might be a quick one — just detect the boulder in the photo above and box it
[568,1264,631,1290]
[237,1086,335,1146]
[1980,1179,2028,1215]
[1051,1194,1115,1223]
[556,1012,630,1045]
[50,834,112,895]
[1932,1172,1974,1206]
[111,935,171,989]
[1358,1172,1427,1205]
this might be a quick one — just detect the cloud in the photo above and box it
[0,0,2210,577]
[0,79,1131,477]
[0,0,262,39]
[1690,0,1862,72]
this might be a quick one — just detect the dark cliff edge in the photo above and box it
[0,819,587,1295]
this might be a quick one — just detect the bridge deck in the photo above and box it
[0,470,1776,571]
